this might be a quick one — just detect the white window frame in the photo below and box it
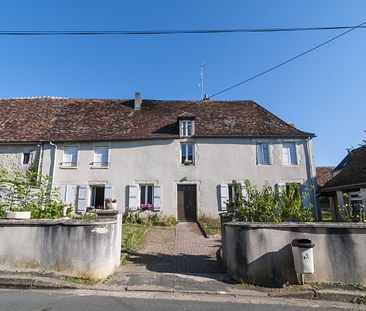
[282,142,298,166]
[21,152,31,165]
[62,145,79,168]
[181,143,195,165]
[256,142,270,165]
[92,145,109,168]
[179,120,194,137]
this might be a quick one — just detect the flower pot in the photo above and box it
[5,211,31,219]
[106,202,117,210]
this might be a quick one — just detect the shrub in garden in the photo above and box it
[0,169,68,219]
[226,180,314,222]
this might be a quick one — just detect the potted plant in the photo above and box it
[183,159,193,166]
[105,198,117,210]
[5,205,31,219]
[140,203,153,211]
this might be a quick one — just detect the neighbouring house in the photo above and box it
[0,94,317,221]
[318,145,366,220]
[316,166,336,220]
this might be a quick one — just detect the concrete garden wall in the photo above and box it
[0,213,122,279]
[222,222,366,287]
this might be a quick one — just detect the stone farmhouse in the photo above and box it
[0,94,316,220]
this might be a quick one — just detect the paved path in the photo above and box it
[174,222,223,273]
[118,222,223,274]
[108,222,227,290]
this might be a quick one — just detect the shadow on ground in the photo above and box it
[123,248,227,275]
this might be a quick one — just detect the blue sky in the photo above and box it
[0,1,365,166]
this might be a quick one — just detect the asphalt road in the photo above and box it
[0,289,355,311]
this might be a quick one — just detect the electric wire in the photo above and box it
[209,21,366,98]
[0,25,365,36]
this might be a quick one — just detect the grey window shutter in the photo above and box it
[128,184,139,211]
[104,185,114,200]
[153,185,161,211]
[59,184,67,202]
[66,185,77,206]
[77,185,89,213]
[256,143,262,164]
[220,184,229,211]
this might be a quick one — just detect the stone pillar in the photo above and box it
[335,191,345,221]
[328,196,336,221]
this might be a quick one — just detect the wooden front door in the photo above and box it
[177,185,197,222]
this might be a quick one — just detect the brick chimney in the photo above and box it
[134,92,142,110]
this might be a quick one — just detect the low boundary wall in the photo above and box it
[0,213,122,279]
[222,222,366,287]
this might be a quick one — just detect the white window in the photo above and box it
[181,143,194,165]
[282,143,297,165]
[62,146,78,167]
[228,184,236,202]
[22,153,31,165]
[179,120,193,137]
[93,146,109,167]
[256,143,270,165]
[140,184,153,208]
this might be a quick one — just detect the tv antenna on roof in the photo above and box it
[198,63,206,99]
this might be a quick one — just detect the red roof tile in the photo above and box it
[0,98,314,143]
[316,166,335,187]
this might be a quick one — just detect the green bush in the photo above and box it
[0,169,67,219]
[226,180,314,222]
[123,210,178,227]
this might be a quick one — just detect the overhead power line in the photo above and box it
[0,25,365,36]
[209,21,366,98]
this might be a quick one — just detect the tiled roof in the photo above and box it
[0,97,314,143]
[320,146,366,191]
[316,166,335,187]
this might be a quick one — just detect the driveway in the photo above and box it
[106,222,232,291]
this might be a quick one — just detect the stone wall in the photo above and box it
[0,213,122,279]
[222,222,366,287]
[0,145,39,176]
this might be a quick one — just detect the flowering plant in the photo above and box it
[105,199,117,204]
[140,203,153,210]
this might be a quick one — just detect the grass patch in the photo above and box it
[198,215,221,237]
[59,276,99,285]
[122,223,150,264]
[320,209,333,222]
[312,282,366,291]
[352,296,366,305]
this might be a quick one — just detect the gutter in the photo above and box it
[319,182,366,193]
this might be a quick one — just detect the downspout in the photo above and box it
[305,137,318,220]
[49,141,57,185]
[36,143,44,183]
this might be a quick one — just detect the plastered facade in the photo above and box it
[34,137,316,219]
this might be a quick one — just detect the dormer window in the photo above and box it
[180,120,193,137]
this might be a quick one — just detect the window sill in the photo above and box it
[282,164,299,167]
[59,165,78,169]
[256,164,272,166]
[180,164,195,167]
[90,166,110,169]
